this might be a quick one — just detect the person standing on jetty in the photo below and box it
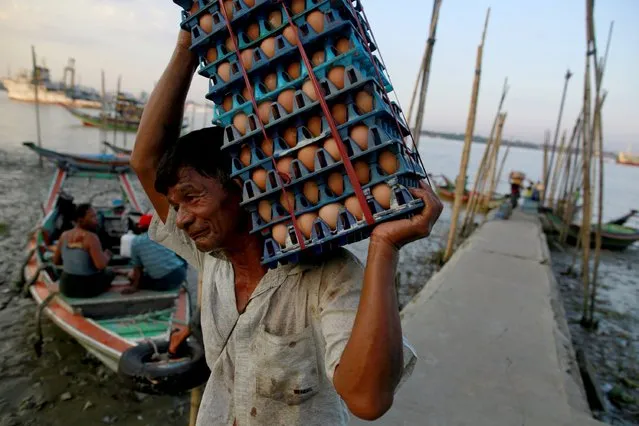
[130,29,442,426]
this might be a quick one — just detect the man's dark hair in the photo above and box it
[75,203,93,221]
[155,126,234,195]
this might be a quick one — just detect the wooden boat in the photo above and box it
[61,104,141,132]
[103,141,132,156]
[544,210,639,250]
[435,175,505,212]
[23,142,131,173]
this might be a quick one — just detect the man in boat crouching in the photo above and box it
[130,29,443,426]
[52,203,115,298]
[124,214,187,294]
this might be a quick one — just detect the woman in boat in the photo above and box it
[52,203,115,298]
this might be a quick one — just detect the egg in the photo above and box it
[306,11,325,34]
[252,168,268,190]
[378,151,399,175]
[323,138,342,161]
[327,172,344,195]
[291,0,306,14]
[349,125,369,150]
[217,62,231,82]
[244,0,256,7]
[283,127,298,147]
[189,1,199,15]
[302,80,318,101]
[258,199,272,221]
[246,23,260,40]
[256,101,271,124]
[223,0,234,20]
[233,112,249,135]
[302,181,319,204]
[199,14,213,32]
[264,73,278,92]
[261,138,274,156]
[240,48,254,69]
[298,145,318,171]
[268,10,282,28]
[319,204,340,230]
[355,90,374,114]
[225,36,235,53]
[372,183,392,209]
[327,66,345,90]
[335,38,351,54]
[283,27,298,46]
[242,86,251,101]
[354,161,370,184]
[260,37,276,58]
[276,156,293,176]
[307,116,322,136]
[280,191,295,211]
[239,144,251,167]
[297,213,318,238]
[206,47,218,64]
[287,62,301,80]
[331,103,347,124]
[344,196,364,220]
[311,50,326,66]
[272,223,289,246]
[277,89,296,113]
[222,95,233,112]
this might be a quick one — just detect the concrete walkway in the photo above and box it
[351,212,604,426]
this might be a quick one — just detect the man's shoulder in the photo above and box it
[295,248,363,276]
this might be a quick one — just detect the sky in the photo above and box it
[1,0,637,149]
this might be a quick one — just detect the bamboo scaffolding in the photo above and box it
[31,46,43,168]
[548,131,567,210]
[444,8,490,262]
[486,112,508,202]
[554,120,580,214]
[494,145,510,195]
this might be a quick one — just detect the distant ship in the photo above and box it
[617,151,639,167]
[1,58,102,109]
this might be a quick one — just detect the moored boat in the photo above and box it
[617,151,639,167]
[103,141,132,156]
[435,174,505,212]
[23,142,131,173]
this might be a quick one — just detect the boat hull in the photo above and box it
[544,211,639,250]
[3,78,101,109]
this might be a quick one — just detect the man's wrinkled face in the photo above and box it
[166,167,242,252]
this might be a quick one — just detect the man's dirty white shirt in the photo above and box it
[150,208,416,426]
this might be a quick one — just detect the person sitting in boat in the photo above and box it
[52,203,115,298]
[124,214,187,293]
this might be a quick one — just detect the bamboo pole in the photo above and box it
[486,113,508,204]
[444,8,490,262]
[494,145,510,195]
[189,274,204,426]
[406,49,426,128]
[100,70,107,153]
[541,130,550,206]
[31,46,43,168]
[548,131,567,210]
[113,75,121,147]
[411,0,443,148]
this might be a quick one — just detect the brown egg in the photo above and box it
[344,196,364,220]
[280,191,295,211]
[233,112,249,135]
[244,0,256,7]
[242,86,251,101]
[307,116,322,136]
[302,181,319,204]
[223,0,234,20]
[261,138,274,156]
[225,36,235,52]
[283,127,297,147]
[246,23,260,41]
[252,168,268,190]
[335,38,351,54]
[189,1,199,15]
[206,47,218,64]
[240,49,254,70]
[319,204,340,230]
[291,0,306,14]
[372,183,392,209]
[276,156,293,176]
[306,11,325,34]
[355,90,374,114]
[354,161,370,184]
[217,62,231,82]
[302,80,318,101]
[327,172,344,195]
[297,213,318,238]
[199,14,213,32]
[327,66,345,90]
[267,10,282,28]
[378,151,399,175]
[222,95,233,112]
[264,73,278,92]
[298,145,318,171]
[287,62,301,79]
[257,101,271,124]
[331,103,347,124]
[239,144,251,167]
[349,125,369,150]
[283,27,298,46]
[260,37,276,58]
[258,199,272,221]
[311,50,326,66]
[272,223,289,246]
[277,89,296,113]
[323,138,342,161]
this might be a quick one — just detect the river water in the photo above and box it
[0,92,637,425]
